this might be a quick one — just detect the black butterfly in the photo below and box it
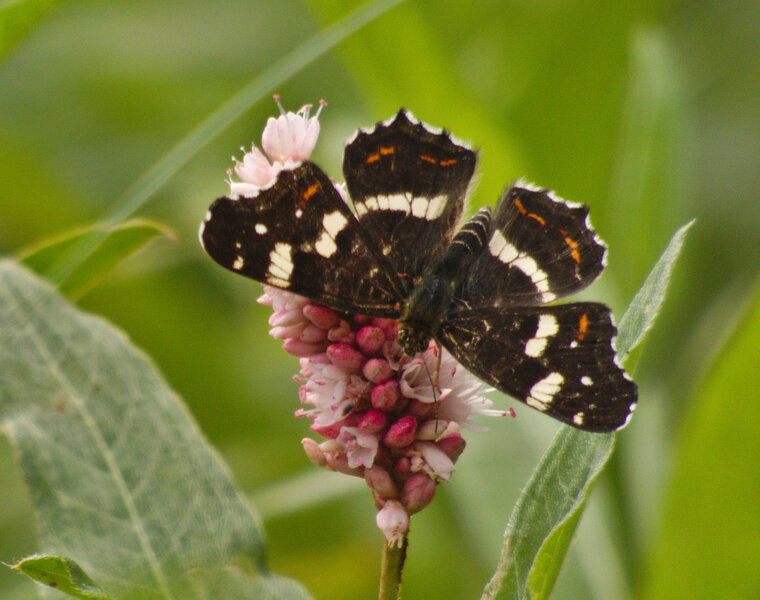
[200,109,636,432]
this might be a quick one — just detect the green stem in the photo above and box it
[379,533,408,600]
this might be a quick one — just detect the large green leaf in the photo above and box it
[481,221,692,600]
[641,280,760,600]
[0,260,311,600]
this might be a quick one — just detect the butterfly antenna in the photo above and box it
[420,344,443,436]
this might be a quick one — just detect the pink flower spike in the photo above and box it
[356,326,385,356]
[363,358,392,384]
[376,500,409,547]
[371,380,399,412]
[326,343,366,374]
[401,473,436,514]
[384,416,417,448]
[365,466,399,499]
[303,304,340,329]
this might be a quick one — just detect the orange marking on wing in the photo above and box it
[514,198,527,214]
[527,212,546,225]
[564,236,581,263]
[379,146,395,155]
[366,152,380,164]
[302,182,320,201]
[576,313,589,341]
[439,158,458,167]
[420,154,437,164]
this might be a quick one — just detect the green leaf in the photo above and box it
[481,429,615,600]
[17,219,170,300]
[0,260,311,600]
[616,219,694,356]
[0,0,63,60]
[12,555,112,600]
[641,280,760,600]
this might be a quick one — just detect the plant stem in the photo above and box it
[379,533,408,600]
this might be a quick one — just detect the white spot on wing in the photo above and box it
[411,196,428,218]
[581,376,593,386]
[232,256,244,270]
[254,223,267,235]
[573,412,585,426]
[425,194,447,220]
[314,231,338,257]
[527,372,564,410]
[266,242,293,286]
[388,193,411,214]
[323,210,348,238]
[524,314,558,358]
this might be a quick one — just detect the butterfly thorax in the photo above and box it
[399,276,454,354]
[398,210,489,355]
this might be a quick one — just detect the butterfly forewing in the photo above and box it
[343,109,477,286]
[200,161,403,317]
[438,303,636,432]
[457,185,607,309]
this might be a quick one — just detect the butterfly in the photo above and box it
[200,109,636,432]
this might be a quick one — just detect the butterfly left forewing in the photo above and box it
[200,161,404,317]
[438,302,636,431]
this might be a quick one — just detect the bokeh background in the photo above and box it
[2,0,759,598]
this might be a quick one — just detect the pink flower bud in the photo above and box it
[365,466,398,499]
[282,338,327,357]
[356,326,385,356]
[311,413,360,439]
[401,473,436,513]
[408,398,436,419]
[359,409,387,433]
[416,419,450,440]
[303,304,339,329]
[371,380,399,412]
[327,319,352,342]
[384,416,417,448]
[324,451,365,477]
[363,358,392,383]
[376,500,409,547]
[326,343,366,374]
[302,438,327,468]
[269,308,304,327]
[299,324,328,343]
[437,432,466,462]
[269,322,306,339]
[372,318,398,341]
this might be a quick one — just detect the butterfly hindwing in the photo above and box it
[457,184,607,309]
[343,109,477,288]
[200,161,404,317]
[438,302,636,432]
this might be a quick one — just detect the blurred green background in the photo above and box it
[2,0,759,598]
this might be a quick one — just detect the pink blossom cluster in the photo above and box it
[231,98,507,546]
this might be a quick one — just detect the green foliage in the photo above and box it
[0,261,311,599]
[13,555,112,600]
[1,0,759,599]
[642,281,760,600]
[17,219,170,299]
